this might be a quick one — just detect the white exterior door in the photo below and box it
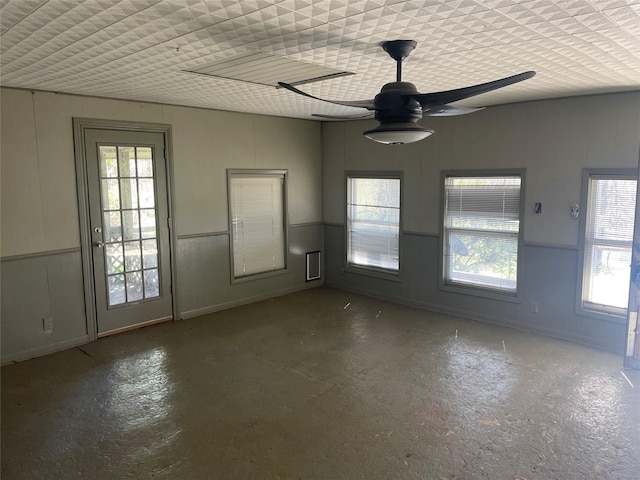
[84,128,173,336]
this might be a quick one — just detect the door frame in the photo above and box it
[625,146,640,369]
[73,118,179,341]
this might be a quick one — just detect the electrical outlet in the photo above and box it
[530,301,539,314]
[43,317,53,334]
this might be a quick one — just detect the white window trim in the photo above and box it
[345,172,402,281]
[576,168,637,323]
[439,169,525,302]
[227,169,289,283]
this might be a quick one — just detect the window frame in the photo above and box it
[439,169,525,302]
[345,172,403,281]
[576,168,637,323]
[227,169,289,284]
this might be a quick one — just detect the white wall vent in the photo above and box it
[306,251,321,282]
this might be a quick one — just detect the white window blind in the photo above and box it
[443,176,521,293]
[229,173,286,278]
[347,177,400,272]
[583,175,636,312]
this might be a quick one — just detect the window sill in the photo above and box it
[346,264,402,283]
[231,268,289,285]
[576,305,627,324]
[440,282,520,303]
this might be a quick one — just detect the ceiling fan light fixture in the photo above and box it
[363,122,434,145]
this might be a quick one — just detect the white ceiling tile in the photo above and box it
[0,0,46,35]
[0,0,638,119]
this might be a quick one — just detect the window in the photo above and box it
[228,170,287,279]
[580,172,637,318]
[347,175,401,274]
[442,173,523,296]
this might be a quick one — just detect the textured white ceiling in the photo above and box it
[1,0,639,120]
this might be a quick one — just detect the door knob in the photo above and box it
[94,241,105,248]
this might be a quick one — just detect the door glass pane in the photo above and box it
[144,269,160,298]
[126,272,144,302]
[98,143,162,307]
[124,241,142,272]
[142,239,158,269]
[105,244,124,275]
[100,146,118,178]
[138,179,155,208]
[120,179,138,209]
[122,210,140,241]
[118,146,136,177]
[103,211,122,243]
[108,274,126,306]
[101,179,120,210]
[140,209,156,239]
[137,148,153,177]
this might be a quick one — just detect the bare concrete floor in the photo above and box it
[2,287,639,479]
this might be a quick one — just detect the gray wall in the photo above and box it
[2,87,638,363]
[1,88,323,363]
[322,91,640,353]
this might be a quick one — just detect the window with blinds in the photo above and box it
[347,176,401,273]
[228,171,286,279]
[581,175,636,314]
[443,175,522,294]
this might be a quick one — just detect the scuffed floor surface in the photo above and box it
[2,287,639,479]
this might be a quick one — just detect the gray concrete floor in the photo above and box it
[2,287,639,479]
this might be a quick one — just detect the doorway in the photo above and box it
[74,120,176,338]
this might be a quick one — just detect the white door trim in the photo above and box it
[73,118,179,341]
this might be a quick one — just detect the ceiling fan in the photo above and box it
[278,40,535,145]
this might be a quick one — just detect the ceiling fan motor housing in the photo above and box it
[374,81,423,125]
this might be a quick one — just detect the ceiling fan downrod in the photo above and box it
[382,40,417,82]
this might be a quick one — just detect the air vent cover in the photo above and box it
[306,251,321,282]
[183,52,353,87]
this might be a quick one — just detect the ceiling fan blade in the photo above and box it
[278,82,376,110]
[312,112,375,120]
[412,71,535,107]
[423,105,485,116]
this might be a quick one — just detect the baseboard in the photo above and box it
[180,282,323,320]
[325,282,624,354]
[1,335,90,365]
